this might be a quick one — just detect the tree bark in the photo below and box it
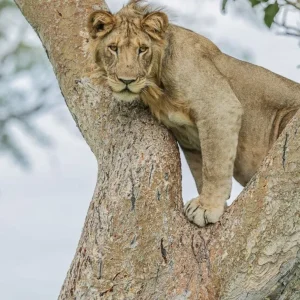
[15,0,300,299]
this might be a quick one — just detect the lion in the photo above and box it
[87,0,300,227]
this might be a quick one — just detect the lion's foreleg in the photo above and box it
[181,147,203,194]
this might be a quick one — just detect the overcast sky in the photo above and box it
[1,0,300,299]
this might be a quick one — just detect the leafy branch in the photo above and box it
[222,0,300,38]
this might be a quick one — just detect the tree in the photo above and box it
[15,0,300,299]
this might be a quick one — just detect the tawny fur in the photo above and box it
[87,1,300,227]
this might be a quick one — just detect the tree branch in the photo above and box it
[274,20,300,37]
[285,0,300,11]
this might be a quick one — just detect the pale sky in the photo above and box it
[1,0,300,299]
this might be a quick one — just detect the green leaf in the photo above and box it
[264,2,280,28]
[250,0,269,7]
[250,0,261,7]
[221,0,238,13]
[221,0,229,12]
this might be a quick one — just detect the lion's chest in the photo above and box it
[160,111,200,150]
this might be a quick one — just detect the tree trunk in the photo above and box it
[15,0,300,299]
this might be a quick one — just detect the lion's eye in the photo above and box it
[109,45,118,52]
[139,46,148,54]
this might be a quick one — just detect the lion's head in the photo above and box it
[87,0,169,102]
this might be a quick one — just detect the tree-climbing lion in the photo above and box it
[87,0,300,227]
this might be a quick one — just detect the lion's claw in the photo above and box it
[184,198,224,227]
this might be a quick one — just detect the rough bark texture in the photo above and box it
[15,0,300,299]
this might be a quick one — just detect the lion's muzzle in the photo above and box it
[108,76,147,99]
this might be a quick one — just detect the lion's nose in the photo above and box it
[119,78,136,85]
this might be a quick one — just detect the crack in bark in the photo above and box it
[157,189,161,201]
[282,133,289,170]
[112,272,121,281]
[160,238,167,263]
[148,164,154,185]
[130,171,136,211]
[191,234,201,265]
[200,236,211,275]
[99,285,114,297]
[97,258,103,280]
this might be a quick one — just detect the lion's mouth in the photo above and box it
[108,77,146,93]
[107,77,147,102]
[123,86,132,92]
[112,89,140,102]
[117,85,139,95]
[121,84,144,94]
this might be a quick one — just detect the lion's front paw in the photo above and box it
[184,197,224,227]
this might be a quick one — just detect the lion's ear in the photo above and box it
[87,11,115,39]
[141,12,169,40]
